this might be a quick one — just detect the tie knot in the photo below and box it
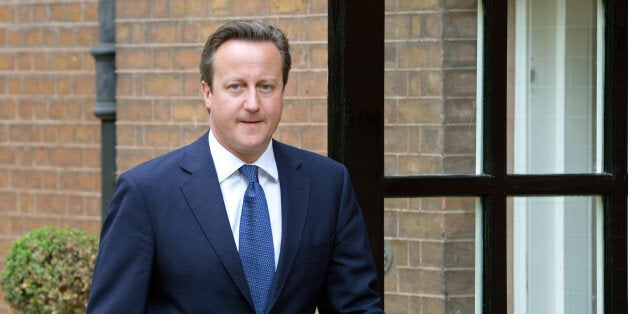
[239,164,259,183]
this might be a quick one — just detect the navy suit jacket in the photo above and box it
[87,132,383,313]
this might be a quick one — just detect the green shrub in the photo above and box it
[0,226,98,313]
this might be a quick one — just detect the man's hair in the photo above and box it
[199,20,291,90]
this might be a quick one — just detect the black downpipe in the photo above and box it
[90,0,116,218]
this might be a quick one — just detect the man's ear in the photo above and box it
[201,81,212,111]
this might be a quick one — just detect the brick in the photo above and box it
[182,23,200,43]
[172,0,206,17]
[57,76,72,94]
[419,71,443,96]
[444,156,475,174]
[398,267,444,294]
[309,100,326,123]
[65,3,82,22]
[413,126,444,154]
[59,28,74,45]
[229,0,265,15]
[0,5,13,22]
[410,297,445,314]
[385,126,408,153]
[300,127,326,152]
[444,125,475,154]
[309,45,327,69]
[118,49,152,69]
[398,155,443,175]
[385,70,408,97]
[444,41,477,67]
[308,18,327,41]
[445,240,475,267]
[386,15,412,40]
[0,148,16,165]
[0,192,16,213]
[153,0,169,17]
[183,73,201,96]
[172,101,205,122]
[421,14,443,39]
[210,0,228,15]
[444,98,475,124]
[0,100,16,119]
[399,212,444,239]
[60,170,98,192]
[25,29,41,46]
[447,296,475,313]
[0,171,8,188]
[117,0,150,18]
[50,4,64,21]
[399,0,440,10]
[443,12,477,39]
[7,29,22,46]
[145,74,183,97]
[398,42,442,68]
[32,5,47,22]
[298,72,326,97]
[173,47,200,69]
[270,0,306,14]
[444,0,477,10]
[398,99,444,124]
[144,126,181,147]
[50,53,83,70]
[444,269,474,295]
[281,101,308,123]
[153,49,172,70]
[84,2,98,21]
[443,211,475,239]
[275,19,306,42]
[384,294,409,313]
[0,54,15,71]
[310,0,327,13]
[76,27,98,46]
[74,75,95,94]
[384,209,399,238]
[150,22,180,43]
[15,53,33,71]
[444,69,476,96]
[154,101,171,121]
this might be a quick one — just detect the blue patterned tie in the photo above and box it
[238,165,275,314]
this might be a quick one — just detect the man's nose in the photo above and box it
[243,88,260,111]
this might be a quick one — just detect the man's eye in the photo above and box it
[227,84,241,90]
[259,84,273,91]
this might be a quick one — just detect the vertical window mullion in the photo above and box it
[482,0,509,312]
[604,0,628,312]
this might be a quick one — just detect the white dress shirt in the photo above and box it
[208,130,282,268]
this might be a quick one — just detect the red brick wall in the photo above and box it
[383,0,478,312]
[115,0,329,172]
[0,0,480,313]
[0,1,101,312]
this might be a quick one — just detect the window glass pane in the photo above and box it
[507,0,603,174]
[507,196,603,313]
[384,2,479,175]
[384,197,478,313]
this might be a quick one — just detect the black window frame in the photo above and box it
[327,0,627,312]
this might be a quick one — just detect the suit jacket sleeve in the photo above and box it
[317,166,383,313]
[87,172,154,312]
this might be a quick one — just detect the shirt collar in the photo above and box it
[208,130,278,183]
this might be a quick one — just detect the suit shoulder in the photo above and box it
[273,140,347,174]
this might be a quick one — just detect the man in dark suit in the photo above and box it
[87,20,383,313]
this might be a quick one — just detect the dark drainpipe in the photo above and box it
[90,0,116,219]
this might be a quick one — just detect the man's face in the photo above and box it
[201,39,284,163]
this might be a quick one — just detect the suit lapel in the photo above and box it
[178,133,253,305]
[267,141,310,309]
